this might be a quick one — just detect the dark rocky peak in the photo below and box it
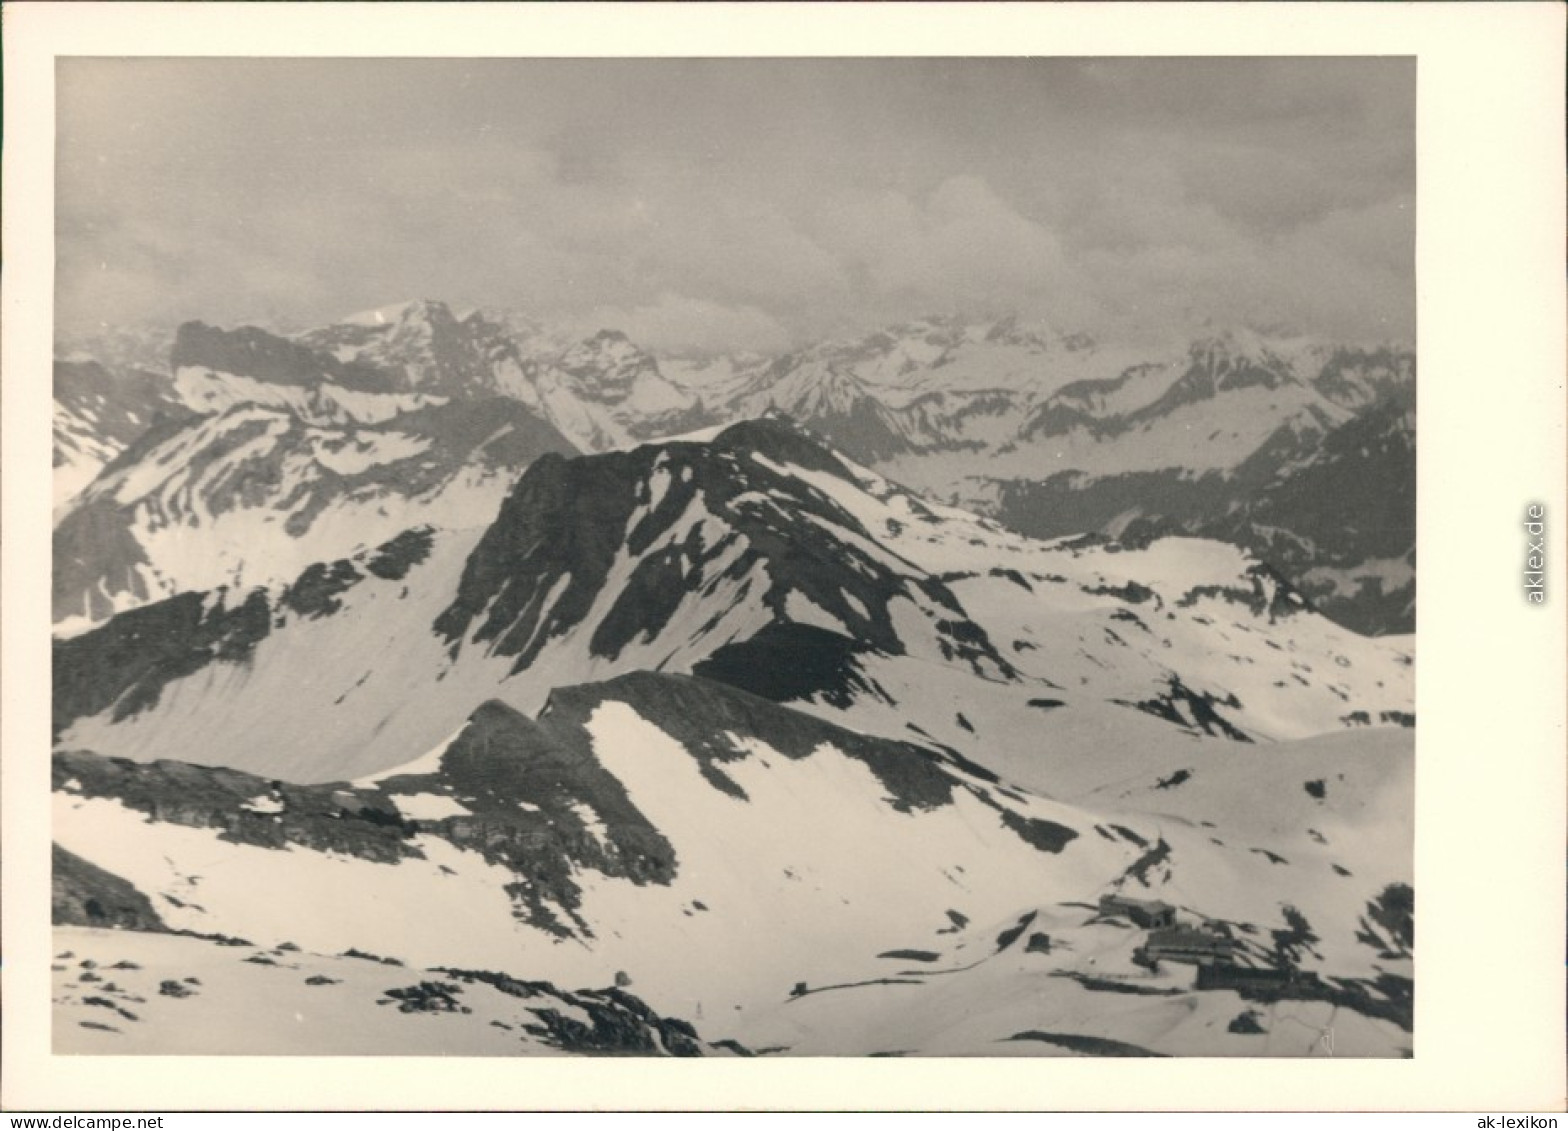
[172,321,397,394]
[434,419,1011,681]
[299,300,541,398]
[432,423,875,665]
[711,416,858,483]
[432,446,657,667]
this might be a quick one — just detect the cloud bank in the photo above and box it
[56,57,1414,352]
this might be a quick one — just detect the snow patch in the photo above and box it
[390,793,473,821]
[353,724,468,787]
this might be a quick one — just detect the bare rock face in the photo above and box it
[52,843,166,932]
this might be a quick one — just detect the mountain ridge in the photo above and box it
[54,304,1414,637]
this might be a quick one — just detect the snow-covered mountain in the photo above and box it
[53,318,580,631]
[52,418,1414,1056]
[301,302,708,452]
[52,418,1411,777]
[971,337,1416,635]
[297,299,541,401]
[655,318,1416,634]
[47,301,1416,1052]
[52,356,190,510]
[54,305,1414,635]
[683,315,1116,464]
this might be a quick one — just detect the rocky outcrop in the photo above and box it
[52,844,166,931]
[435,417,1013,682]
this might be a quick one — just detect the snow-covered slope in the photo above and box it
[53,665,1411,1055]
[48,347,1415,1057]
[53,419,1410,784]
[52,317,581,630]
[52,396,576,630]
[53,419,1011,780]
[941,336,1415,635]
[50,418,1413,1039]
[50,925,738,1056]
[52,357,190,511]
[53,670,1123,1022]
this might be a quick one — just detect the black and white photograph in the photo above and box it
[5,0,1564,1112]
[44,52,1420,1059]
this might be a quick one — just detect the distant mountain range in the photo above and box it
[52,300,1414,636]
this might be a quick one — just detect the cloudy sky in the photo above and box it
[56,57,1414,353]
